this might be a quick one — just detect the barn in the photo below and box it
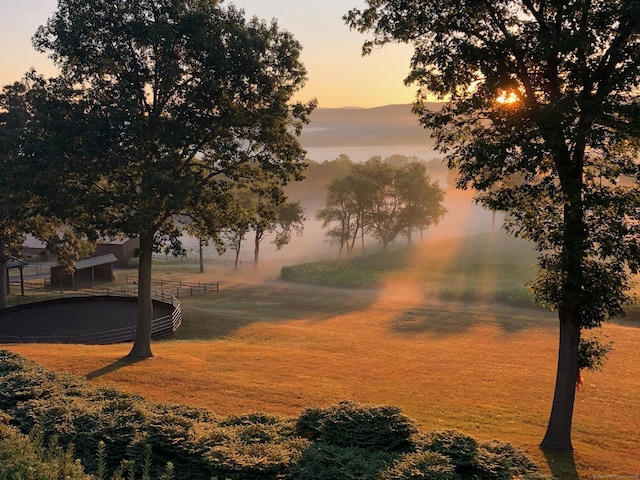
[50,254,118,289]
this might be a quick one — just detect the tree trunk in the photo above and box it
[0,241,7,310]
[128,232,154,359]
[540,309,581,450]
[254,231,260,268]
[234,236,241,271]
[349,222,359,254]
[199,237,204,274]
[541,174,585,450]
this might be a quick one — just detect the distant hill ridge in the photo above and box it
[300,103,442,148]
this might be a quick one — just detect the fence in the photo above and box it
[7,277,218,309]
[0,295,183,345]
[122,276,219,300]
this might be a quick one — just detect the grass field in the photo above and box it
[4,231,640,479]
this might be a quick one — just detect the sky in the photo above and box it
[0,0,418,108]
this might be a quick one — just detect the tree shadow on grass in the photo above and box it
[86,356,147,380]
[541,447,580,480]
[172,280,378,340]
[389,302,556,337]
[172,278,559,341]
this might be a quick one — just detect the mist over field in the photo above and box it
[183,104,501,265]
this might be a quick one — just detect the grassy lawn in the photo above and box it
[4,231,640,479]
[281,231,538,305]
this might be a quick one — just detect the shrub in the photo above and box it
[289,443,395,480]
[380,451,456,480]
[207,437,309,480]
[419,429,479,469]
[0,417,91,480]
[474,440,540,479]
[295,401,417,452]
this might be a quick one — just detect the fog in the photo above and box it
[182,180,500,267]
[305,145,442,165]
[178,104,502,266]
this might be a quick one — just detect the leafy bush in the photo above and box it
[295,401,417,452]
[419,429,479,469]
[289,443,396,480]
[380,451,456,480]
[0,414,91,480]
[474,440,541,479]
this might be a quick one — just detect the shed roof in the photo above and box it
[5,258,28,270]
[74,254,119,270]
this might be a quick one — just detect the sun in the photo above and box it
[496,90,520,105]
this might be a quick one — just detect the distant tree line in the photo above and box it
[316,156,446,256]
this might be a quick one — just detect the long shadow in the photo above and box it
[86,356,147,380]
[541,447,580,480]
[389,302,556,338]
[172,279,378,340]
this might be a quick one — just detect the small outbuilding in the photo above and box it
[95,237,139,267]
[50,254,118,289]
[5,258,28,296]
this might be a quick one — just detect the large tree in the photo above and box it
[31,0,314,358]
[0,83,32,309]
[317,157,446,254]
[346,1,640,450]
[316,169,378,256]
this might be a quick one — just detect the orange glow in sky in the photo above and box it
[0,0,418,108]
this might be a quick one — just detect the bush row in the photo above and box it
[0,350,550,480]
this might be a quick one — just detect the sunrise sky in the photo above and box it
[0,0,417,108]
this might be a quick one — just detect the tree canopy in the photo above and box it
[346,0,640,450]
[0,83,32,309]
[29,0,315,358]
[317,157,446,255]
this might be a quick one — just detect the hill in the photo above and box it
[299,103,441,148]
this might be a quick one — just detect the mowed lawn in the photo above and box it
[5,233,640,479]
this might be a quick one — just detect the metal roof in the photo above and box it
[5,258,28,270]
[73,254,119,270]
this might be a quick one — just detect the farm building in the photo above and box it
[95,237,139,267]
[23,236,138,268]
[22,235,54,261]
[4,258,27,295]
[50,254,118,289]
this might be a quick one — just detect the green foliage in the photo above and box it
[0,351,551,480]
[0,415,91,480]
[474,440,540,479]
[281,232,537,307]
[578,335,614,372]
[295,401,417,452]
[289,443,396,480]
[418,430,479,469]
[380,451,455,480]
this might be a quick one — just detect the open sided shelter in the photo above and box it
[5,258,27,296]
[50,254,118,288]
